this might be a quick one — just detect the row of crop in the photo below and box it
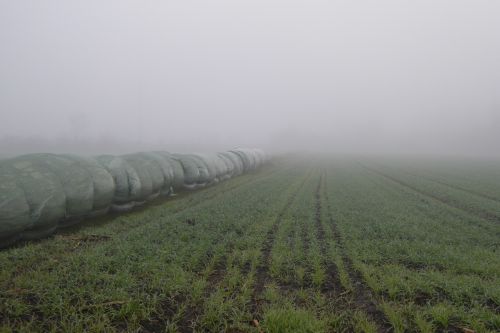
[324,162,500,332]
[0,148,268,247]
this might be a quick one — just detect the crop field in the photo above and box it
[0,157,499,333]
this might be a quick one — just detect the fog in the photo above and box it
[1,0,499,157]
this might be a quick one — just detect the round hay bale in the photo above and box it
[63,155,115,217]
[97,155,141,211]
[0,166,31,246]
[155,152,185,192]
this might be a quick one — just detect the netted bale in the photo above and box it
[0,156,66,239]
[142,152,174,196]
[198,153,231,182]
[217,153,235,179]
[63,155,115,217]
[218,154,232,180]
[250,149,262,167]
[0,166,32,247]
[192,154,218,184]
[213,154,231,180]
[207,154,223,182]
[239,149,254,170]
[0,147,267,246]
[135,152,174,197]
[155,152,185,191]
[228,150,247,171]
[97,155,141,211]
[245,149,259,169]
[29,154,98,226]
[187,154,212,186]
[225,152,243,175]
[217,153,233,175]
[121,154,160,203]
[221,152,244,176]
[247,149,258,169]
[230,149,255,171]
[171,154,202,189]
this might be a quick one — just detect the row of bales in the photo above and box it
[0,148,268,247]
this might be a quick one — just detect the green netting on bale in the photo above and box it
[216,153,234,179]
[121,154,157,203]
[171,154,201,189]
[212,154,230,180]
[221,152,244,176]
[154,152,185,191]
[63,155,115,217]
[139,152,174,196]
[230,149,253,172]
[28,154,95,224]
[188,154,211,185]
[193,154,219,184]
[0,148,267,246]
[192,153,218,184]
[96,155,141,211]
[1,156,66,239]
[0,168,31,246]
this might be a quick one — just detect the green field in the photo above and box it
[1,157,499,333]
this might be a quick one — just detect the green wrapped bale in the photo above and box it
[211,154,228,180]
[96,155,141,211]
[129,153,165,199]
[217,153,234,179]
[121,154,156,203]
[188,154,211,186]
[63,155,115,217]
[230,149,253,172]
[221,152,244,176]
[155,152,185,191]
[247,149,258,170]
[138,152,174,196]
[171,154,202,189]
[1,156,66,238]
[30,154,95,225]
[0,168,31,247]
[0,148,268,246]
[217,154,231,180]
[192,153,219,185]
[213,154,230,180]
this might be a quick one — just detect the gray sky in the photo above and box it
[1,0,499,156]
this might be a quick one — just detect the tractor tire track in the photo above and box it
[251,170,312,319]
[353,164,500,314]
[322,170,391,333]
[370,161,500,205]
[175,254,230,333]
[140,249,230,333]
[405,170,500,204]
[300,201,312,289]
[359,163,500,227]
[313,171,344,297]
[139,167,304,332]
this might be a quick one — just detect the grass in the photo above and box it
[0,156,499,332]
[262,307,326,333]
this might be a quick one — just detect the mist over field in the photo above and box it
[2,3,500,331]
[1,0,499,157]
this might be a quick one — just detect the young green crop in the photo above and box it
[1,156,499,332]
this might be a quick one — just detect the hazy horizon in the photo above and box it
[1,1,499,157]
